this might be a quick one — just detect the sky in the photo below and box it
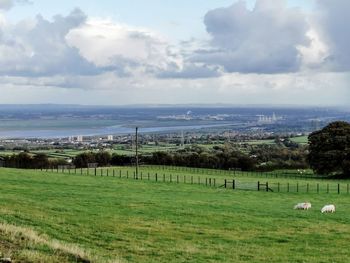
[0,0,349,106]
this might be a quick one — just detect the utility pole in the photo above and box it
[135,127,139,179]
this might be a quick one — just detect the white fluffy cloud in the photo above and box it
[0,8,99,76]
[66,18,179,76]
[192,0,310,74]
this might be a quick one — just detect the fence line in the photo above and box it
[39,167,350,195]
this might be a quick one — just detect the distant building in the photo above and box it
[107,135,114,141]
[311,119,321,131]
[76,135,83,142]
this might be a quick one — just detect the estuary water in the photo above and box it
[0,123,232,139]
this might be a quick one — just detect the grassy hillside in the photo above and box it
[1,168,350,262]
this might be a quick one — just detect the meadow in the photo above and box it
[1,167,350,262]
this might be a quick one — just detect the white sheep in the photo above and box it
[321,204,335,213]
[294,202,312,210]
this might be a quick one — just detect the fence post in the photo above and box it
[184,175,186,183]
[119,170,122,178]
[107,169,109,177]
[297,183,299,193]
[141,172,143,180]
[191,176,193,184]
[287,183,289,193]
[348,184,349,194]
[170,174,172,182]
[278,182,280,192]
[156,173,158,182]
[163,174,165,182]
[327,184,329,194]
[127,171,129,179]
[177,175,179,183]
[101,169,103,177]
[233,180,235,190]
[224,179,227,189]
[266,182,269,192]
[307,183,309,193]
[317,183,319,194]
[338,184,340,194]
[257,181,260,191]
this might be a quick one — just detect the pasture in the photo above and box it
[1,168,350,262]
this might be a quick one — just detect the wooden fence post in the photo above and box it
[257,181,260,191]
[266,182,269,192]
[232,180,235,190]
[317,183,319,194]
[278,182,280,192]
[224,179,227,189]
[155,173,158,182]
[338,184,340,194]
[327,184,329,194]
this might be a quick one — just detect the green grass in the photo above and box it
[1,168,350,262]
[290,136,309,144]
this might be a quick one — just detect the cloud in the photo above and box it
[0,0,31,10]
[315,0,350,71]
[157,63,221,79]
[0,11,180,78]
[0,8,100,76]
[66,18,179,76]
[0,0,13,10]
[192,0,310,74]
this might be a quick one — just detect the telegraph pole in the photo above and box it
[135,127,139,179]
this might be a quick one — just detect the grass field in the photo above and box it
[1,167,350,262]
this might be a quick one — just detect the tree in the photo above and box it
[308,121,350,177]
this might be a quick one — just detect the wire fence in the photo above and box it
[39,166,350,195]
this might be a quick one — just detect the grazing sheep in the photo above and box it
[321,204,335,213]
[294,202,312,210]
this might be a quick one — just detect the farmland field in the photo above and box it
[1,168,350,262]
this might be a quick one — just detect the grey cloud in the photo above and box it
[316,0,350,71]
[193,0,310,74]
[0,0,13,10]
[157,63,221,79]
[0,0,31,10]
[0,8,102,77]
